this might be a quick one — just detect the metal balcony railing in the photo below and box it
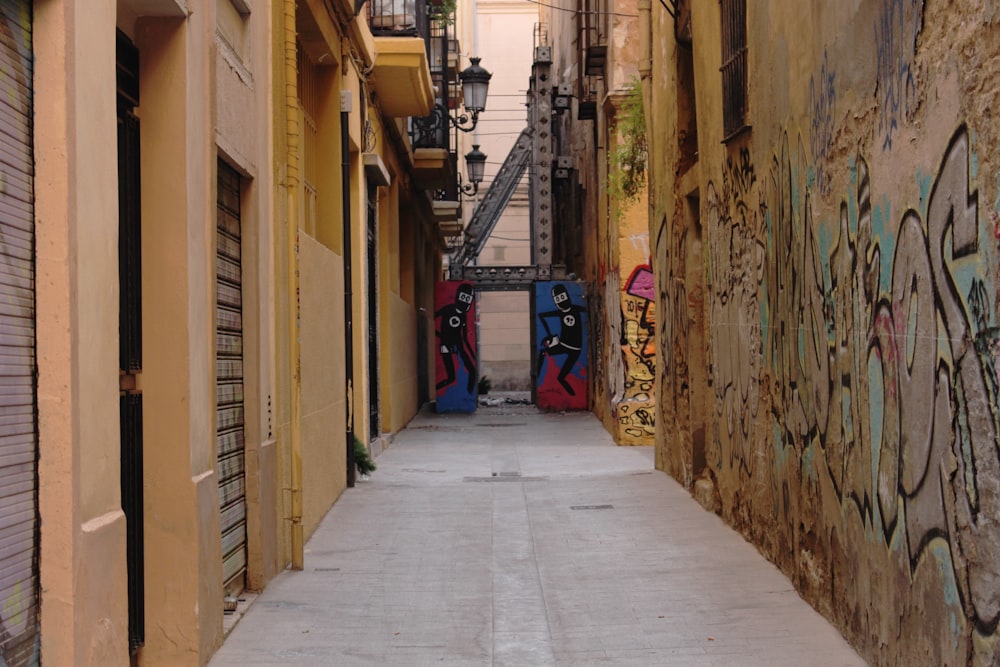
[367,0,429,36]
[409,14,460,154]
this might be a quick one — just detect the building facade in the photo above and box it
[18,0,446,664]
[541,0,656,444]
[644,0,1000,664]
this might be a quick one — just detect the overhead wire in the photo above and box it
[520,0,638,18]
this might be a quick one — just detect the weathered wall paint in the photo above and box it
[649,0,1000,663]
[435,281,478,412]
[536,281,589,410]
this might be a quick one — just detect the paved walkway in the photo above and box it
[210,403,867,666]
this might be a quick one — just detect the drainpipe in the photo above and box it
[342,93,357,488]
[284,0,305,570]
[638,0,652,80]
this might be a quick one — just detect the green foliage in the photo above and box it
[354,436,377,476]
[478,375,492,395]
[428,0,457,25]
[608,78,648,212]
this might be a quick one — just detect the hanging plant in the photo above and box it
[608,77,648,212]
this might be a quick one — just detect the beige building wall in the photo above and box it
[647,0,1000,663]
[34,1,279,664]
[35,2,130,663]
[30,0,440,662]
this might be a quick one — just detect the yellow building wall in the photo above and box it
[299,236,348,536]
[385,292,419,432]
[648,0,1000,663]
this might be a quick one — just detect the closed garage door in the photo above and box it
[216,160,247,596]
[0,2,38,666]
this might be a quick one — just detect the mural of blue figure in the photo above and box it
[435,282,477,394]
[537,282,587,397]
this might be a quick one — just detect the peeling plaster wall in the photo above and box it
[650,0,1000,663]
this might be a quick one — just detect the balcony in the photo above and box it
[371,38,434,117]
[368,0,435,117]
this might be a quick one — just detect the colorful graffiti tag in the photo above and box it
[536,281,588,410]
[617,264,656,443]
[434,281,478,412]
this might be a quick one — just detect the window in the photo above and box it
[720,0,747,140]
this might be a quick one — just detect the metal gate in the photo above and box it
[216,161,247,596]
[117,29,145,653]
[0,2,38,665]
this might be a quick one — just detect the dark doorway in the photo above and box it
[366,184,380,439]
[117,28,144,654]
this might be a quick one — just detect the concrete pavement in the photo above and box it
[209,402,867,666]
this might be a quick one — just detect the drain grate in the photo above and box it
[570,505,614,510]
[477,422,528,428]
[313,567,341,572]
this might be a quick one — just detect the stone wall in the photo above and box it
[649,0,1000,663]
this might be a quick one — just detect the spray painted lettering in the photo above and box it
[874,0,923,151]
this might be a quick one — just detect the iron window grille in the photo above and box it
[720,0,748,140]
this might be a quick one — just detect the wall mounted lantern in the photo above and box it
[459,144,487,196]
[454,58,492,130]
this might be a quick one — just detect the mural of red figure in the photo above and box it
[434,281,478,412]
[536,281,588,410]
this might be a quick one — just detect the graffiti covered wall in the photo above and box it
[648,0,1000,663]
[434,281,478,412]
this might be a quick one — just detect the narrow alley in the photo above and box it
[208,402,865,666]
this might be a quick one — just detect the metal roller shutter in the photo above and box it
[216,161,247,596]
[0,2,38,665]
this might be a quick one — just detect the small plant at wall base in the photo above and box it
[354,436,377,476]
[608,78,648,213]
[478,375,492,395]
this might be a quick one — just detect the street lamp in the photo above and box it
[450,57,492,132]
[409,58,491,147]
[460,144,487,196]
